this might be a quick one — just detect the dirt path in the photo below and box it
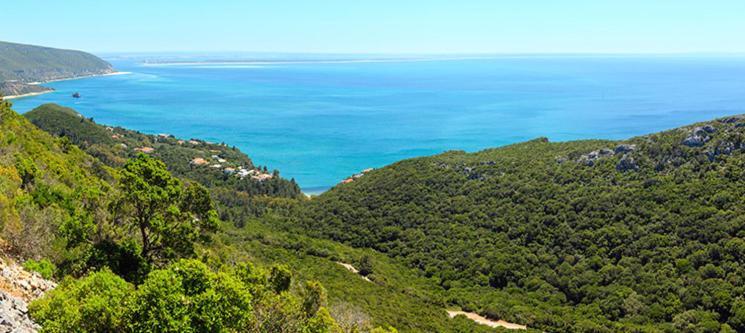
[335,262,372,282]
[447,310,527,330]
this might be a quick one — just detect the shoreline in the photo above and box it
[27,71,132,85]
[2,91,53,100]
[3,71,132,100]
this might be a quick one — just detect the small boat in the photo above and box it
[72,92,81,98]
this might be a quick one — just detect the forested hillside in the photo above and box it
[4,100,495,332]
[0,41,113,83]
[25,103,303,223]
[10,94,745,332]
[299,116,745,332]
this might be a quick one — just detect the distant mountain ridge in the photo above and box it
[0,41,113,97]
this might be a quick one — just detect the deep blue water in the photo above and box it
[10,55,745,192]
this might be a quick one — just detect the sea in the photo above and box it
[10,54,745,193]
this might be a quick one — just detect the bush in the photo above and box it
[29,269,132,333]
[23,259,56,279]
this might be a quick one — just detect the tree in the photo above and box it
[269,264,292,293]
[357,255,373,276]
[302,281,327,318]
[117,154,218,265]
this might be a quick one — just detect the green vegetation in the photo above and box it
[4,101,468,332]
[117,155,218,265]
[0,99,114,264]
[11,94,745,332]
[25,103,303,223]
[22,259,56,279]
[0,41,112,83]
[29,259,342,333]
[0,81,52,98]
[212,220,496,332]
[296,117,745,331]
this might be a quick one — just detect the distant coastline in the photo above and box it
[3,91,53,100]
[3,72,131,100]
[26,71,132,85]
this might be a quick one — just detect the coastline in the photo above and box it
[27,71,132,85]
[3,71,132,100]
[2,91,53,100]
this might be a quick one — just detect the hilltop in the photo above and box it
[0,41,113,98]
[296,115,745,332]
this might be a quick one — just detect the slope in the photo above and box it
[300,116,745,332]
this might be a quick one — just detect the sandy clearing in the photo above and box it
[447,310,527,330]
[335,262,372,282]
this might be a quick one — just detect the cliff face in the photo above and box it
[0,41,113,84]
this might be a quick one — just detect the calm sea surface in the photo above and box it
[11,55,745,192]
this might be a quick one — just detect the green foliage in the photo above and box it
[29,269,132,333]
[0,101,114,261]
[117,154,218,264]
[297,116,745,331]
[30,259,350,333]
[269,264,292,293]
[302,280,327,318]
[22,259,56,279]
[0,41,112,83]
[357,255,373,276]
[216,221,494,333]
[127,259,253,333]
[24,103,303,207]
[304,307,342,333]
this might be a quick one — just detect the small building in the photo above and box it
[135,147,155,154]
[190,157,208,166]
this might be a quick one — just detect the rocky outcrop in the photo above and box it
[0,291,38,333]
[616,154,639,172]
[0,258,56,333]
[577,148,614,166]
[682,125,716,147]
[614,144,636,154]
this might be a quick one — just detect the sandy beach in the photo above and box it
[2,91,53,100]
[27,71,132,85]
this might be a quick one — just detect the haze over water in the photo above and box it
[11,55,745,192]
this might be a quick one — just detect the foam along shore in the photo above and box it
[2,90,53,100]
[447,310,527,330]
[26,71,132,85]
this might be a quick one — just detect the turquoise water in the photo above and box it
[10,55,745,192]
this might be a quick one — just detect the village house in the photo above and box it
[135,147,155,154]
[189,157,208,166]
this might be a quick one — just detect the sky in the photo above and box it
[2,0,745,54]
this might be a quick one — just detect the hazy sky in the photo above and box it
[3,0,745,54]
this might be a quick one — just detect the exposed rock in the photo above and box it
[0,291,39,333]
[616,154,639,172]
[577,148,614,166]
[682,126,715,147]
[614,144,636,154]
[699,125,716,134]
[706,141,738,161]
[0,258,57,333]
[718,116,744,124]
